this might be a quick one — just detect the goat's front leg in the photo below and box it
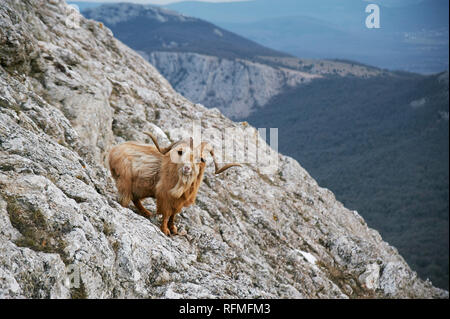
[133,198,153,218]
[157,198,171,236]
[161,214,171,236]
[168,214,177,235]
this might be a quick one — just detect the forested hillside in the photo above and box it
[247,72,449,289]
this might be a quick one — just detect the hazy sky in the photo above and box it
[71,0,426,7]
[72,0,250,4]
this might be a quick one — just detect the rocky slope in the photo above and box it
[0,0,447,299]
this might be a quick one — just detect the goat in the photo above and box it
[108,132,241,236]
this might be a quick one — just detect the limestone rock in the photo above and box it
[147,51,319,119]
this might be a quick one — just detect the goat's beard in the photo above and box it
[168,165,198,198]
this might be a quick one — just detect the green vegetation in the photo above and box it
[247,73,449,290]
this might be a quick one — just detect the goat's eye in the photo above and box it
[200,157,205,163]
[178,150,183,156]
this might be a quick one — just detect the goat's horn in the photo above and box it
[144,132,183,155]
[214,163,242,174]
[144,131,162,153]
[207,147,241,174]
[161,139,185,155]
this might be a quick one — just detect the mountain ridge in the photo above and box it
[81,2,386,119]
[166,0,449,74]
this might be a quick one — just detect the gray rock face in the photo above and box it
[82,2,193,26]
[0,0,447,299]
[147,51,319,119]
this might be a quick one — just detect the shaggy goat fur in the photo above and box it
[108,133,240,236]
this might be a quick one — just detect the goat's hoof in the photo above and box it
[178,229,187,236]
[141,210,153,218]
[170,225,178,235]
[161,227,171,236]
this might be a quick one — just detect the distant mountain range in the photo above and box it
[71,0,449,74]
[81,3,384,118]
[82,3,288,61]
[77,1,448,290]
[165,0,449,74]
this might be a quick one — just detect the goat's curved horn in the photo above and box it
[203,143,241,174]
[144,132,162,153]
[214,162,242,174]
[144,132,184,155]
[161,140,184,155]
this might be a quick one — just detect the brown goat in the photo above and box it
[108,132,241,236]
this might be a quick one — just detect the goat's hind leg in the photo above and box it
[118,192,131,208]
[133,198,153,218]
[116,178,132,208]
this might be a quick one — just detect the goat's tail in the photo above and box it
[108,145,133,208]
